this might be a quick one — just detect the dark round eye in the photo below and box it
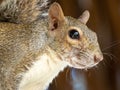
[69,29,80,39]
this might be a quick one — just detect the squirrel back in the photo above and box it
[0,0,48,23]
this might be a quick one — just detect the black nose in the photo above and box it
[94,54,103,63]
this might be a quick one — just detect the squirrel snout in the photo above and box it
[94,53,103,63]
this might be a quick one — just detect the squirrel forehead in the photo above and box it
[65,16,88,31]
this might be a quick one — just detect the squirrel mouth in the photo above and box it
[60,47,97,69]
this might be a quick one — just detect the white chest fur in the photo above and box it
[18,53,68,90]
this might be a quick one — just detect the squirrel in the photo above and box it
[0,0,103,90]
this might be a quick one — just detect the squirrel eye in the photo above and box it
[69,29,80,40]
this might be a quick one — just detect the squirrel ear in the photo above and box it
[78,10,90,24]
[48,2,65,30]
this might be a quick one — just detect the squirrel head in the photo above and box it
[47,2,103,69]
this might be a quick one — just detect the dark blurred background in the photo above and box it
[48,0,120,90]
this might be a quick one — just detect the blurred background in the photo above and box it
[48,0,120,90]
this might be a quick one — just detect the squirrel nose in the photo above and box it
[94,53,103,63]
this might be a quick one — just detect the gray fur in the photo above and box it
[0,0,48,23]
